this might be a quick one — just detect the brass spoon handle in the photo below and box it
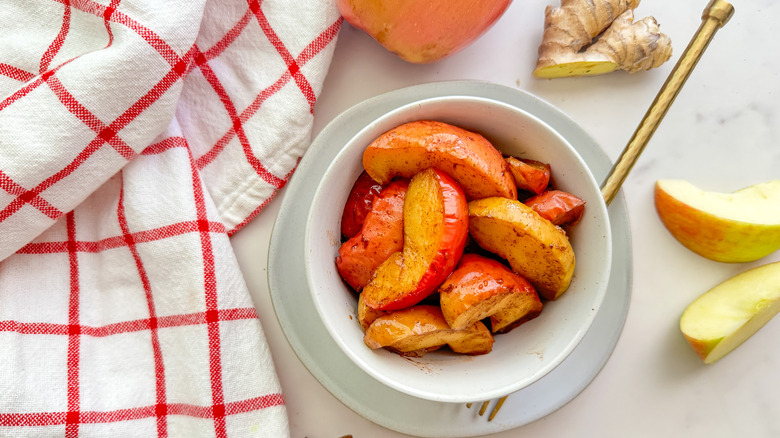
[601,0,735,206]
[484,1,734,424]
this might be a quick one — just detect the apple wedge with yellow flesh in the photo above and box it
[680,261,780,364]
[361,168,469,311]
[439,253,543,333]
[362,120,517,200]
[468,197,575,300]
[363,305,494,357]
[655,179,780,263]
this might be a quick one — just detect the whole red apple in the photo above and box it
[337,0,512,64]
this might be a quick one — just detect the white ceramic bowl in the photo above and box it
[304,95,612,403]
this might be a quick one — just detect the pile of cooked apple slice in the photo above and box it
[335,120,586,358]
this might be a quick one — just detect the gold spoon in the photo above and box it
[481,0,734,422]
[601,0,735,205]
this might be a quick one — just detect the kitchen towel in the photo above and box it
[0,0,341,436]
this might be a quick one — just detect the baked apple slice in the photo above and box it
[439,253,542,333]
[357,292,389,331]
[468,197,575,300]
[505,156,551,195]
[362,168,468,310]
[358,290,441,331]
[362,120,517,200]
[363,305,494,357]
[524,189,586,226]
[336,179,408,291]
[340,170,385,239]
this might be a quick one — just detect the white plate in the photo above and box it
[268,81,632,437]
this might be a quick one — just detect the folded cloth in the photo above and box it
[0,0,341,436]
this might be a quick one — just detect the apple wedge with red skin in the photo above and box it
[506,156,551,195]
[468,197,575,300]
[655,179,780,263]
[340,170,386,240]
[439,253,543,333]
[524,189,586,226]
[363,305,494,357]
[680,261,780,364]
[362,168,469,311]
[336,179,408,292]
[362,120,517,201]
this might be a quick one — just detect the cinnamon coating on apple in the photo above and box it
[335,120,586,357]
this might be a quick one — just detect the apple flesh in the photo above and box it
[468,197,575,300]
[340,170,385,240]
[680,261,780,364]
[655,179,780,263]
[336,0,512,64]
[361,168,469,310]
[506,156,551,195]
[524,189,586,226]
[363,305,494,357]
[439,253,542,333]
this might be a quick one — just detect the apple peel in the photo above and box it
[439,253,542,333]
[335,179,407,292]
[362,120,517,200]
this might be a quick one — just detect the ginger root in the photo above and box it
[533,0,672,78]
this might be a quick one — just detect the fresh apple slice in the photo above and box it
[361,168,469,311]
[363,305,494,357]
[680,261,780,364]
[505,156,551,195]
[468,197,575,300]
[524,189,586,226]
[340,170,385,239]
[336,0,512,64]
[655,179,780,262]
[439,253,542,333]
[362,120,517,200]
[336,179,408,291]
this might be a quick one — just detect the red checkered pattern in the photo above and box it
[0,0,341,436]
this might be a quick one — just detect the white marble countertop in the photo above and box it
[231,0,780,436]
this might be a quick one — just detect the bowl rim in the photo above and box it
[304,94,613,403]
